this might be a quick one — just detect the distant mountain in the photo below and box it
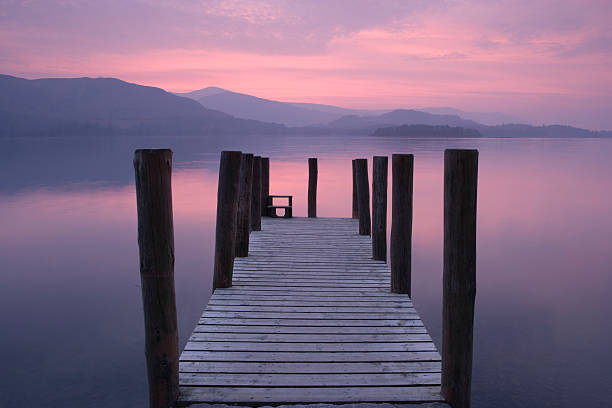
[373,124,482,138]
[0,75,284,136]
[482,124,603,138]
[3,75,608,139]
[286,102,387,117]
[327,109,481,131]
[177,87,383,127]
[371,122,606,139]
[420,107,523,126]
[178,86,228,100]
[179,86,528,128]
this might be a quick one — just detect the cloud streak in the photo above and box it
[0,0,610,129]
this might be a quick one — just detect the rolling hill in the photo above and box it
[0,75,284,136]
[177,87,383,127]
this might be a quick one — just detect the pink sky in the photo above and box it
[1,0,611,129]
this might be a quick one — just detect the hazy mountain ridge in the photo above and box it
[1,75,609,138]
[368,121,605,138]
[0,75,285,136]
[286,101,387,117]
[178,87,385,126]
[419,107,524,126]
[328,109,482,131]
[373,124,483,138]
[180,86,527,128]
[482,123,603,138]
[294,109,608,138]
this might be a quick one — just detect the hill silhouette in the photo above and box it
[328,109,481,131]
[419,107,523,126]
[2,75,609,138]
[373,124,482,137]
[0,75,284,136]
[177,87,382,126]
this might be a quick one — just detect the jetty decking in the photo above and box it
[177,217,445,405]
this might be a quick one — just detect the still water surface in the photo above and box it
[1,135,611,407]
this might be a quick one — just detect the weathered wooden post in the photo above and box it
[390,154,414,294]
[133,149,179,408]
[261,157,270,217]
[352,159,358,219]
[251,156,262,231]
[213,151,242,290]
[372,156,388,261]
[308,158,318,218]
[235,153,254,257]
[355,158,371,235]
[442,149,478,408]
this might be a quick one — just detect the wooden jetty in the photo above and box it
[134,150,477,408]
[179,217,444,405]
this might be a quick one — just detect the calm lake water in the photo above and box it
[1,134,611,407]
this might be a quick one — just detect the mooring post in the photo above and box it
[133,149,179,408]
[261,157,270,217]
[355,158,371,235]
[352,159,358,219]
[235,153,254,257]
[372,156,388,261]
[390,154,414,294]
[308,158,318,218]
[213,151,242,290]
[251,156,262,231]
[441,149,478,408]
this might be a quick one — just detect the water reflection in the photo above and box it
[0,135,611,407]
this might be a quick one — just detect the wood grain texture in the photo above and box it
[442,149,478,408]
[261,157,270,217]
[179,386,444,404]
[352,159,359,218]
[355,159,371,235]
[372,156,388,261]
[179,361,441,373]
[390,154,414,295]
[178,217,443,405]
[308,158,318,218]
[213,151,242,290]
[235,153,253,258]
[133,149,179,408]
[250,156,262,231]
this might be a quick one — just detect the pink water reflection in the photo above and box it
[266,150,612,314]
[2,140,612,408]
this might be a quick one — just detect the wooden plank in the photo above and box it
[180,351,441,362]
[199,318,424,327]
[208,299,413,307]
[178,217,444,405]
[230,278,391,282]
[232,269,390,274]
[179,361,441,374]
[192,325,428,334]
[212,289,409,298]
[213,288,405,295]
[179,372,440,386]
[205,305,417,313]
[230,282,389,288]
[189,332,433,342]
[201,311,419,320]
[179,386,444,403]
[184,341,437,352]
[231,274,391,280]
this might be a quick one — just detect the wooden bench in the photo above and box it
[266,195,292,218]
